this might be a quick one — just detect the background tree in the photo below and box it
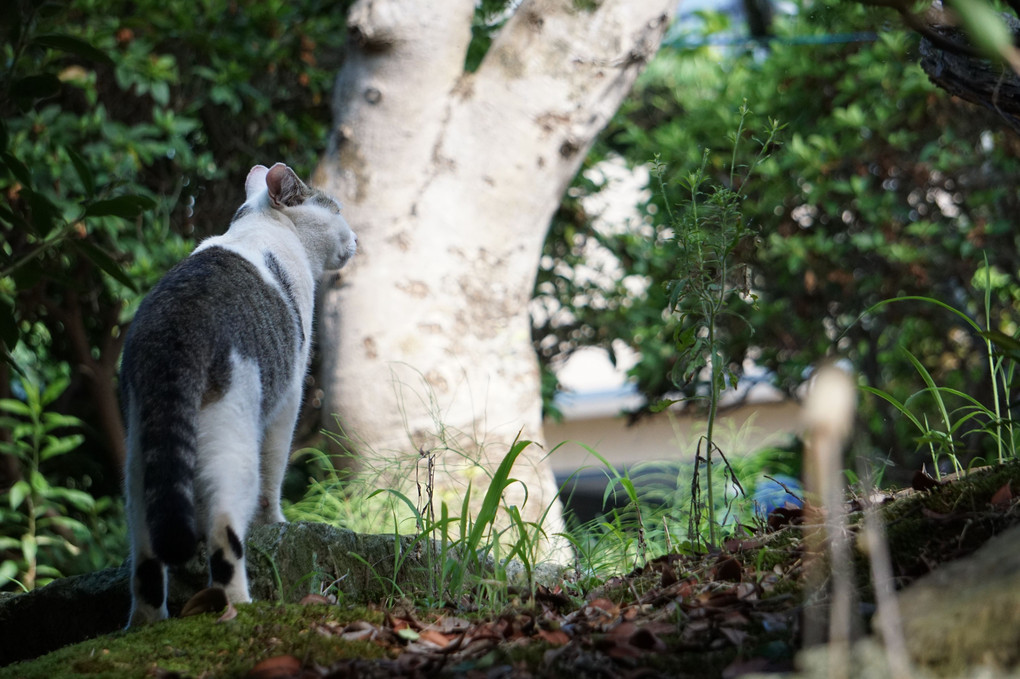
[313,0,674,544]
[860,0,1020,133]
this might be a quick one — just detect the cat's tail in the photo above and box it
[126,371,202,566]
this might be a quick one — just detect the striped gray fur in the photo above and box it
[263,251,304,350]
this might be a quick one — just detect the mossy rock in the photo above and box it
[897,523,1020,675]
[246,521,430,604]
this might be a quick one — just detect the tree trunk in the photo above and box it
[314,0,673,555]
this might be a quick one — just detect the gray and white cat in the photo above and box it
[120,163,356,627]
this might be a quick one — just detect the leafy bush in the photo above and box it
[0,377,124,591]
[535,0,1020,478]
[1,0,349,505]
[1,0,350,585]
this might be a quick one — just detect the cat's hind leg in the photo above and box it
[195,357,262,606]
[255,388,301,525]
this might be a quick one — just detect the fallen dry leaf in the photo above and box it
[338,620,379,643]
[767,505,803,531]
[990,481,1013,508]
[535,584,573,611]
[712,556,743,582]
[180,587,227,618]
[426,615,473,635]
[299,593,334,606]
[245,654,301,679]
[912,469,940,491]
[535,628,570,646]
[416,628,455,649]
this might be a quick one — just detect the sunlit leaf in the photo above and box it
[20,530,37,562]
[40,434,85,461]
[8,480,30,510]
[0,399,32,417]
[0,561,19,589]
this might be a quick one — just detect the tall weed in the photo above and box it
[651,103,783,547]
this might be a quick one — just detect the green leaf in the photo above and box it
[72,240,138,292]
[20,534,37,564]
[32,33,114,65]
[0,151,31,186]
[40,377,70,408]
[11,74,61,101]
[9,480,30,510]
[44,486,94,511]
[150,81,170,107]
[30,469,50,494]
[0,561,19,589]
[83,195,156,219]
[24,189,61,237]
[39,515,88,535]
[66,148,96,196]
[42,411,83,430]
[980,329,1020,363]
[40,434,84,461]
[0,398,32,417]
[618,477,639,505]
[464,435,532,554]
[649,398,681,413]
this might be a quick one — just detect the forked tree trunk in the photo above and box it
[314,0,673,555]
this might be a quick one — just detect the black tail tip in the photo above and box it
[151,524,198,565]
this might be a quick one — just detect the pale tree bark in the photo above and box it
[314,0,673,557]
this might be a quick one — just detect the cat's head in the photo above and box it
[245,163,357,273]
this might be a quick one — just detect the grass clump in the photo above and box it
[286,428,567,610]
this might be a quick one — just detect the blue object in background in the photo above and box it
[753,474,803,514]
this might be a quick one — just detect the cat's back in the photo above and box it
[121,245,300,395]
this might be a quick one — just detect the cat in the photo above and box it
[120,163,357,627]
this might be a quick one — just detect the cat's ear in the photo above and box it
[266,163,307,208]
[245,165,270,199]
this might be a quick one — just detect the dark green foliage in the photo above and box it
[0,0,351,590]
[534,0,1020,479]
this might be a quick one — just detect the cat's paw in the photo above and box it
[126,602,168,629]
[254,495,287,525]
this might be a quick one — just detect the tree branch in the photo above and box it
[919,22,1020,134]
